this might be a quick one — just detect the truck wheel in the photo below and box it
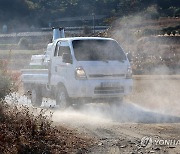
[56,87,70,110]
[31,88,42,107]
[108,97,123,106]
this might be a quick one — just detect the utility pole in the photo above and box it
[92,13,95,33]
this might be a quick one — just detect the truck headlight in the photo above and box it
[126,67,132,79]
[75,66,87,79]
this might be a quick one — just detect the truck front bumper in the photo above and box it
[67,79,133,98]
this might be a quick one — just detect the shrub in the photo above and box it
[172,30,176,36]
[167,30,171,35]
[175,8,180,17]
[18,37,30,49]
[0,102,94,153]
[145,5,159,20]
[83,26,92,35]
[0,60,14,99]
[0,75,12,99]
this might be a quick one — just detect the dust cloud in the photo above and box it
[6,88,180,126]
[106,8,180,120]
[51,101,180,126]
[128,75,180,116]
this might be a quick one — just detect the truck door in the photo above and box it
[50,41,73,86]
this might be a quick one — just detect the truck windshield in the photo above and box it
[72,40,126,62]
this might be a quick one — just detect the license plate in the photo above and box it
[101,82,120,87]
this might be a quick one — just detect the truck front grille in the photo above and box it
[89,74,125,78]
[94,86,124,94]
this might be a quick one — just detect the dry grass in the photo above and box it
[0,50,43,70]
[0,101,94,154]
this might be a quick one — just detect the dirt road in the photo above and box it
[51,102,180,154]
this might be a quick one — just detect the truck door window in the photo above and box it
[54,41,70,57]
[58,46,71,56]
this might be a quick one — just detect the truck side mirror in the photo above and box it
[62,53,72,64]
[127,53,132,62]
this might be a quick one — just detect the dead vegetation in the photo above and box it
[0,101,94,154]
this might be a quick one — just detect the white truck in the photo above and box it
[21,28,133,109]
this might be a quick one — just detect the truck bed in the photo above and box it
[21,69,48,84]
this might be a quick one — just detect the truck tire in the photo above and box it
[108,97,123,106]
[56,86,70,110]
[31,88,42,107]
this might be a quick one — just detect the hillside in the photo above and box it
[96,15,180,74]
[0,0,179,31]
